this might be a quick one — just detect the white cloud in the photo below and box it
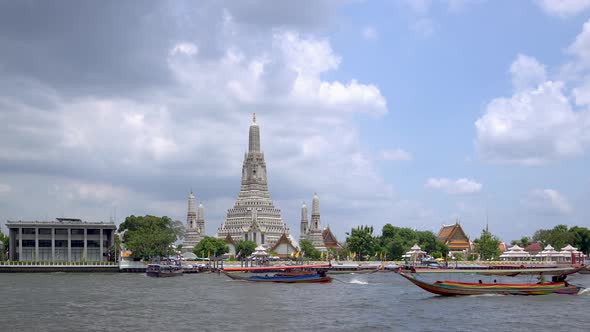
[510,54,547,92]
[169,42,198,56]
[404,0,431,15]
[525,189,573,215]
[536,0,590,17]
[0,9,392,239]
[0,183,11,193]
[380,149,413,161]
[567,19,590,66]
[476,54,590,165]
[425,178,482,194]
[402,0,481,37]
[411,18,435,37]
[362,26,378,41]
[447,0,484,12]
[62,181,129,205]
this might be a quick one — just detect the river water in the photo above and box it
[0,272,589,332]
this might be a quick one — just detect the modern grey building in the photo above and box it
[6,218,117,261]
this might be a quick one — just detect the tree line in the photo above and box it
[6,213,584,262]
[344,224,450,261]
[511,224,590,254]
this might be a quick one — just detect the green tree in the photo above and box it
[0,230,8,261]
[474,229,501,260]
[533,224,574,250]
[119,215,180,260]
[511,236,531,248]
[570,226,590,254]
[193,236,229,258]
[299,239,321,259]
[107,233,122,262]
[376,224,448,260]
[346,225,376,260]
[235,240,257,258]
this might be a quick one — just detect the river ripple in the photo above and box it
[0,272,589,332]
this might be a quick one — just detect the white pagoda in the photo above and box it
[183,191,205,253]
[217,114,290,247]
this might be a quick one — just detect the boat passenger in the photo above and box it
[478,280,482,284]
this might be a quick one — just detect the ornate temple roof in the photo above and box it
[322,226,342,248]
[437,223,470,250]
[524,242,542,252]
[271,233,298,252]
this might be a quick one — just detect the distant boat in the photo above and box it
[398,271,583,296]
[221,270,332,283]
[146,264,183,278]
[221,263,332,283]
[222,263,331,272]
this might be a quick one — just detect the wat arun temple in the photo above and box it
[216,114,290,247]
[184,114,340,252]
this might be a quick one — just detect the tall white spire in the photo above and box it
[218,114,288,247]
[301,202,308,221]
[183,192,204,253]
[187,191,196,229]
[248,112,260,152]
[308,192,326,251]
[300,202,309,241]
[197,201,205,234]
[312,193,320,218]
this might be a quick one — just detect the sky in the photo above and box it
[1,0,589,244]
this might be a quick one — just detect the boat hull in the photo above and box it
[146,264,184,277]
[146,270,183,277]
[406,266,583,277]
[221,271,332,283]
[398,272,582,296]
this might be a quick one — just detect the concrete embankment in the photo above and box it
[0,265,119,273]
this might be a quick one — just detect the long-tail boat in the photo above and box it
[398,271,583,296]
[405,265,584,277]
[221,263,333,283]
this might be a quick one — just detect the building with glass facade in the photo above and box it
[6,218,117,261]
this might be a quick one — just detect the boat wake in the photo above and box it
[577,288,590,296]
[349,278,368,285]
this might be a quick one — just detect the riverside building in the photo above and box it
[217,114,290,247]
[6,218,116,261]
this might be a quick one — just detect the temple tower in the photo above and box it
[217,114,289,247]
[183,191,204,253]
[300,202,308,241]
[197,201,205,235]
[187,191,196,229]
[307,193,326,251]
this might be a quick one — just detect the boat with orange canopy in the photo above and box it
[398,271,583,296]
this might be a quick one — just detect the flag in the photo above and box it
[295,251,300,258]
[290,252,294,258]
[236,251,242,259]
